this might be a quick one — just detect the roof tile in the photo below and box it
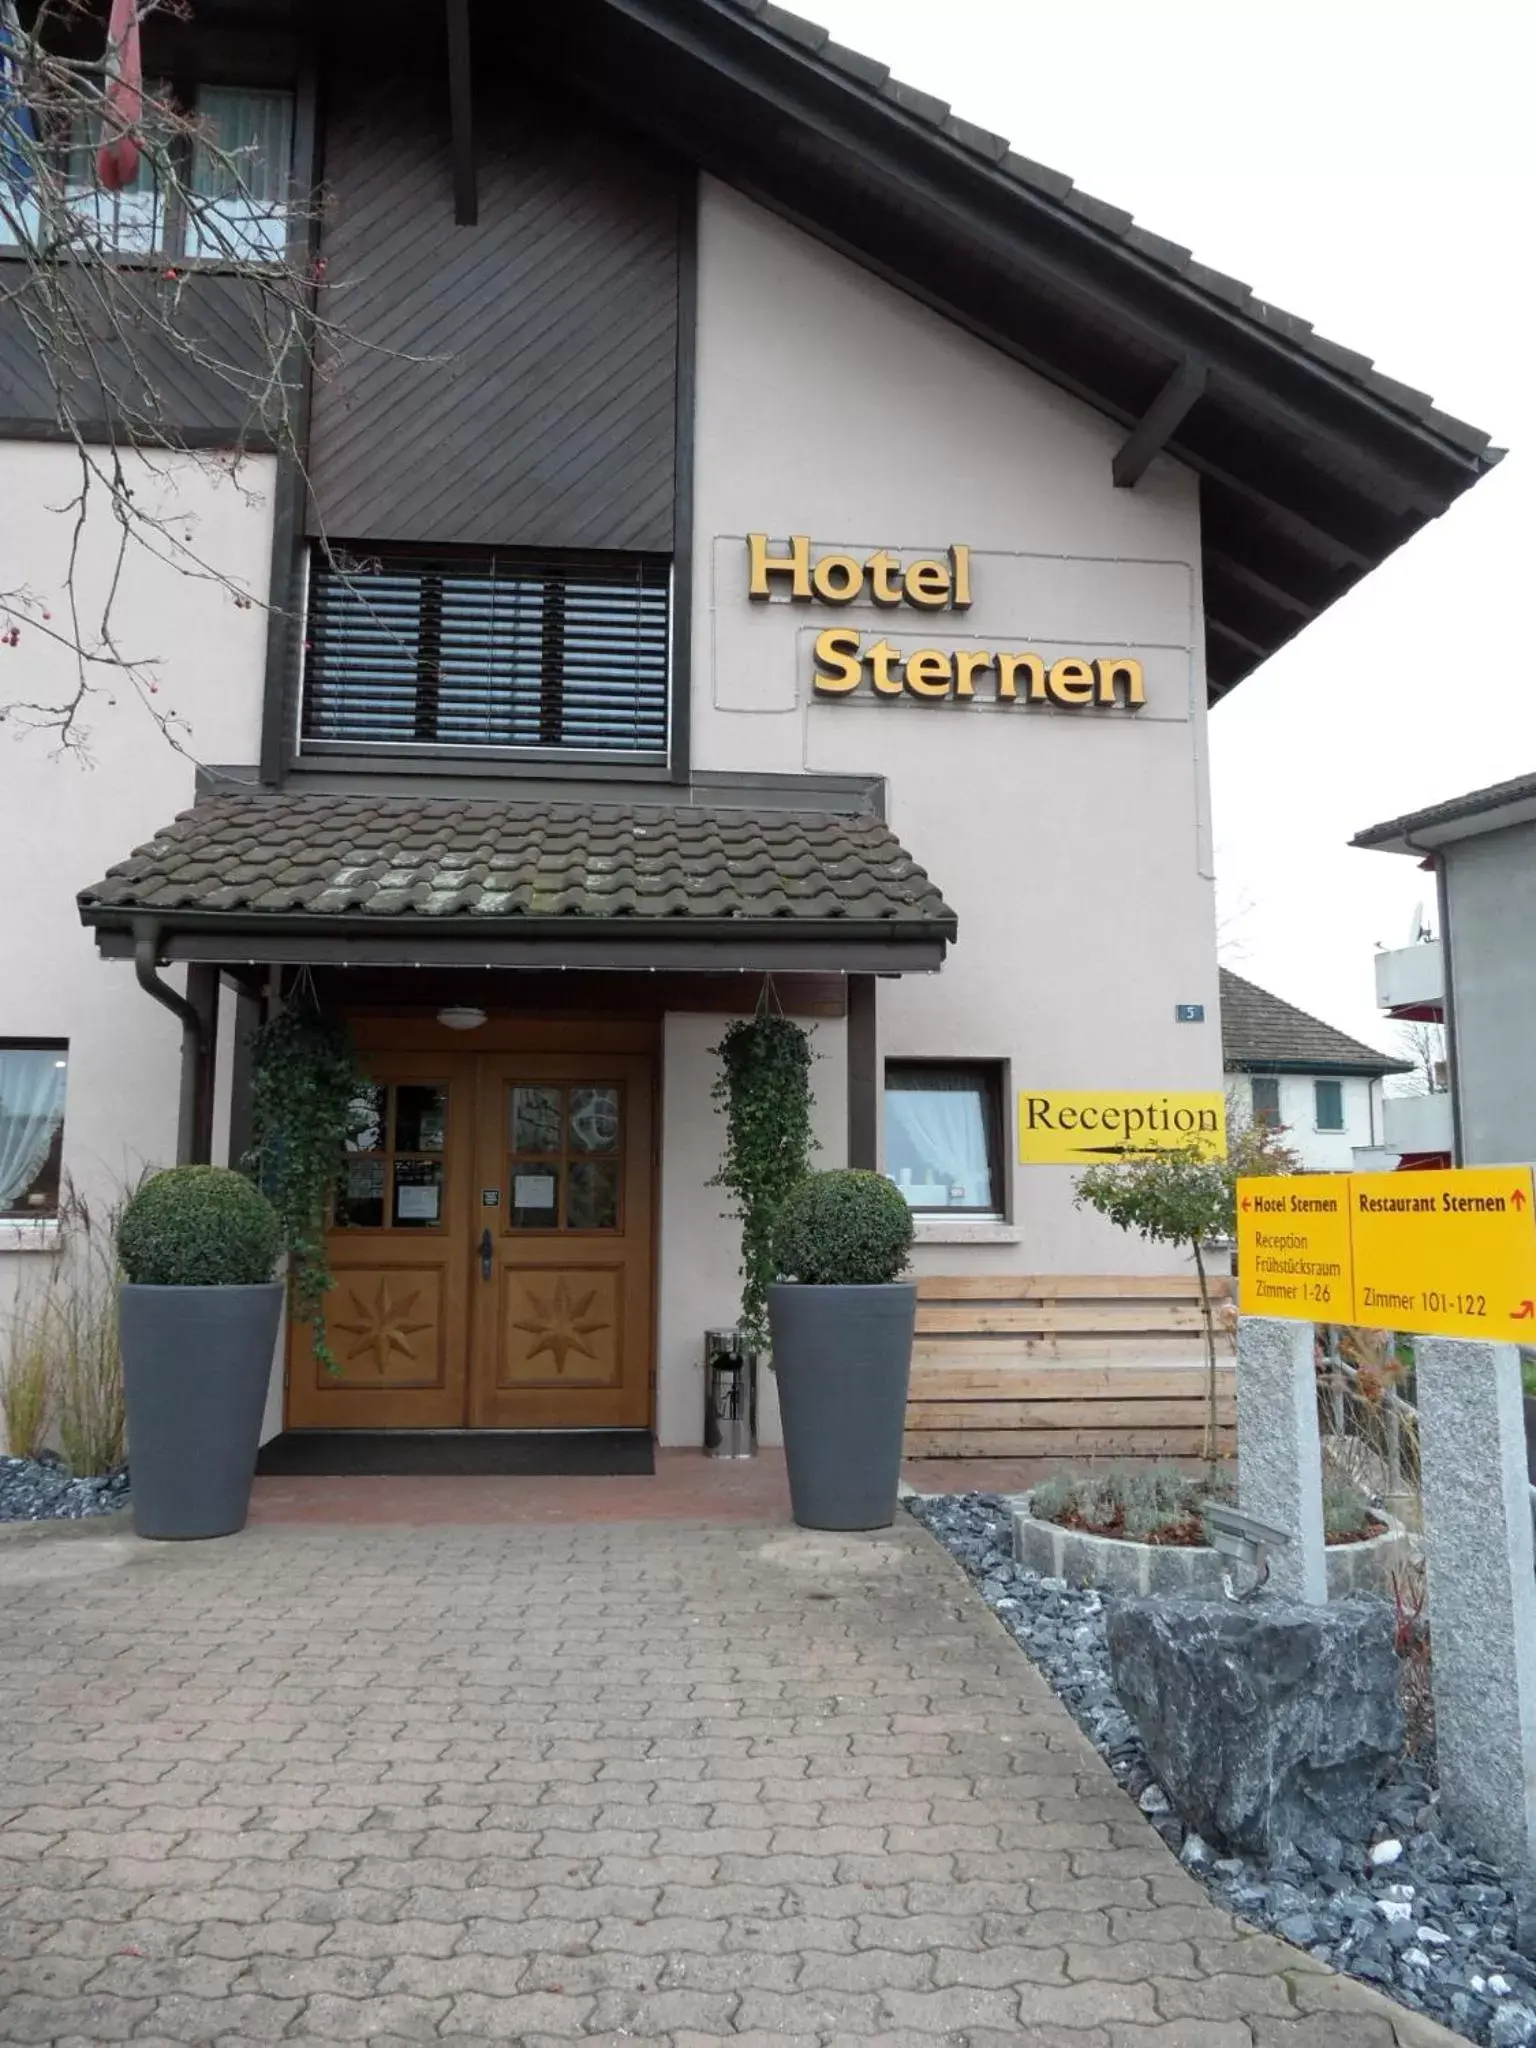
[77,793,957,936]
[1220,968,1411,1074]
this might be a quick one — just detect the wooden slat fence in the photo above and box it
[906,1273,1236,1462]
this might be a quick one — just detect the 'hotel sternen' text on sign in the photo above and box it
[1017,1090,1226,1166]
[1236,1166,1536,1343]
[748,535,1146,710]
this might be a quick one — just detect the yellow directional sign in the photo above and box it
[1236,1174,1353,1320]
[1348,1167,1536,1344]
[1236,1166,1536,1341]
[1019,1090,1226,1166]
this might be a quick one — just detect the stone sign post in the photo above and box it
[1235,1316,1327,1604]
[1415,1337,1536,1874]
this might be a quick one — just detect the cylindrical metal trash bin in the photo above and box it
[704,1328,758,1459]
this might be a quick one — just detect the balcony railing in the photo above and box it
[1375,940,1445,1020]
[1382,1091,1454,1157]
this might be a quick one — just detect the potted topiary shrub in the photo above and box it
[117,1165,284,1541]
[768,1168,917,1531]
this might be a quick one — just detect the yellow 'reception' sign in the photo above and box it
[1237,1166,1536,1342]
[746,534,1148,711]
[1018,1090,1226,1166]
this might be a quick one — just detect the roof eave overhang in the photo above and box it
[1225,1055,1414,1078]
[510,0,1499,701]
[1354,792,1536,854]
[82,907,954,974]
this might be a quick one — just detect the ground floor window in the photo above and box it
[884,1061,1005,1214]
[1314,1077,1345,1131]
[0,1042,68,1219]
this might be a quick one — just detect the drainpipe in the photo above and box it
[1402,835,1463,1167]
[133,919,203,1166]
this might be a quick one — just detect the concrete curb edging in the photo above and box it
[1010,1495,1413,1600]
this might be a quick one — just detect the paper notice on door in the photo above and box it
[396,1184,440,1221]
[514,1174,557,1209]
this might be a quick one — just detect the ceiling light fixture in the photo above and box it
[436,1006,488,1032]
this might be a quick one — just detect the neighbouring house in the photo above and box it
[1355,772,1536,1168]
[1218,968,1412,1173]
[0,0,1500,1465]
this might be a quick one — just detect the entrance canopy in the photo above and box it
[77,791,957,973]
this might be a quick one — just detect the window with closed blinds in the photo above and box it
[300,550,671,760]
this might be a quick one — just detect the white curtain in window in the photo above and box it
[885,1075,993,1209]
[0,1050,65,1209]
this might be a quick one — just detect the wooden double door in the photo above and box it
[286,1036,654,1431]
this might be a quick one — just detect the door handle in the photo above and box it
[479,1227,493,1281]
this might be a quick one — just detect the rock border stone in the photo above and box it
[1010,1494,1412,1600]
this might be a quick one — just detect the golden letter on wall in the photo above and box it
[950,545,972,609]
[747,533,813,600]
[953,649,994,699]
[867,641,903,695]
[1048,658,1096,706]
[865,550,905,606]
[903,559,952,608]
[996,651,1047,702]
[1094,657,1146,707]
[812,627,864,693]
[811,553,863,604]
[904,649,953,698]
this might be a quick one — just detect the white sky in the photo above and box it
[805,0,1533,1054]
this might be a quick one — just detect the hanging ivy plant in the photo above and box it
[245,996,371,1373]
[709,1011,817,1351]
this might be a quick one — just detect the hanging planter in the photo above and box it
[245,990,370,1373]
[709,1008,816,1354]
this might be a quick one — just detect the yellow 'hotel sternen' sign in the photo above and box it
[1237,1166,1536,1343]
[1018,1091,1227,1167]
[747,534,1148,711]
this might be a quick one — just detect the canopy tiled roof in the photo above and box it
[1220,968,1410,1076]
[78,791,954,936]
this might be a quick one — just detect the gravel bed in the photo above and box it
[0,1452,130,1523]
[909,1491,1536,2048]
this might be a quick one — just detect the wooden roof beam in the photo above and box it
[446,0,477,225]
[1113,359,1208,488]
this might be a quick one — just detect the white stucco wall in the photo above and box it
[1236,1070,1383,1173]
[689,180,1221,1281]
[0,442,274,1368]
[657,1012,846,1447]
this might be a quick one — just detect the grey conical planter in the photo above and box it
[768,1282,917,1530]
[120,1284,284,1540]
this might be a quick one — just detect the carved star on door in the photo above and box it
[331,1278,434,1376]
[512,1275,609,1372]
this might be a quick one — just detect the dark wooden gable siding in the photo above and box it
[304,73,684,554]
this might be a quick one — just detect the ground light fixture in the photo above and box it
[1200,1500,1291,1601]
[436,1006,488,1031]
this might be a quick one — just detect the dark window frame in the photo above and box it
[0,81,297,268]
[883,1058,1008,1219]
[299,542,673,767]
[0,1037,70,1224]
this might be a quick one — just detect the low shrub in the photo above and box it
[1031,1463,1233,1546]
[771,1169,914,1287]
[118,1167,282,1289]
[1031,1460,1378,1548]
[1322,1468,1376,1542]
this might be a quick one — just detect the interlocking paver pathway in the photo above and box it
[0,1510,1467,2046]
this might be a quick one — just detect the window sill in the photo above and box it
[912,1218,1021,1245]
[0,1220,61,1253]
